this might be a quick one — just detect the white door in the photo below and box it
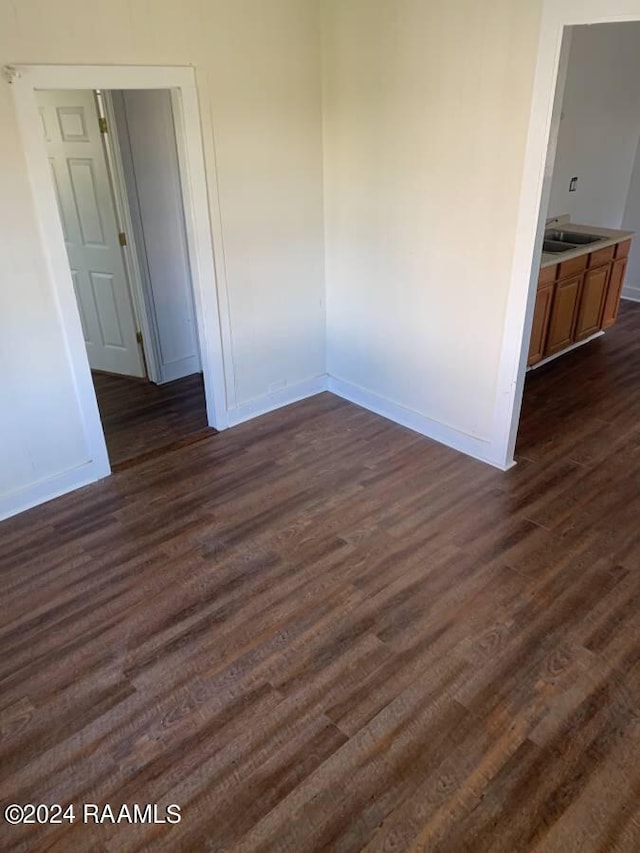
[113,89,201,382]
[37,89,145,378]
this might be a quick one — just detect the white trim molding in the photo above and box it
[0,464,104,522]
[622,286,640,302]
[226,375,329,427]
[328,377,513,470]
[493,0,640,470]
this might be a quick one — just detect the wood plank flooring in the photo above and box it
[92,371,213,469]
[3,302,640,851]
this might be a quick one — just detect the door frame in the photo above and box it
[10,64,230,482]
[495,0,640,468]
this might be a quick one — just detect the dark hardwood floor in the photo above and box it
[92,371,213,470]
[3,302,640,851]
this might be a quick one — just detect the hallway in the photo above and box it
[92,371,213,469]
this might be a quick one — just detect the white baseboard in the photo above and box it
[0,460,109,522]
[622,285,640,303]
[226,374,329,427]
[327,376,508,469]
[2,371,514,522]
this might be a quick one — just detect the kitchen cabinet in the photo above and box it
[574,264,610,341]
[545,272,583,356]
[527,282,554,366]
[527,234,633,367]
[602,255,628,329]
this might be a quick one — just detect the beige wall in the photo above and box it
[323,0,541,452]
[0,0,326,509]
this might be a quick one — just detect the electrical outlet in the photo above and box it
[569,176,578,192]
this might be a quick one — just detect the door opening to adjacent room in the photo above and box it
[36,86,214,469]
[512,19,640,463]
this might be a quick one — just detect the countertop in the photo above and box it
[540,220,634,269]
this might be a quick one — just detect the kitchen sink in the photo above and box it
[545,229,605,245]
[543,239,576,254]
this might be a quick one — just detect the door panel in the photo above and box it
[91,272,126,347]
[68,159,106,245]
[36,89,144,378]
[545,272,582,356]
[602,257,628,329]
[528,282,554,366]
[57,106,89,141]
[575,264,609,341]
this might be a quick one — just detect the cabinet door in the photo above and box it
[545,273,583,356]
[527,282,554,366]
[602,257,628,329]
[575,264,609,341]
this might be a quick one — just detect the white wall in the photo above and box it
[622,135,640,299]
[112,89,201,383]
[548,22,640,228]
[0,0,326,517]
[322,0,541,459]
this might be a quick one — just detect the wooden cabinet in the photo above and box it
[602,256,628,329]
[545,272,583,356]
[557,254,587,280]
[527,282,554,366]
[529,235,632,367]
[575,264,610,341]
[615,238,632,259]
[587,245,615,269]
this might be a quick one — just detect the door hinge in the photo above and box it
[99,116,108,134]
[118,231,127,247]
[136,331,143,345]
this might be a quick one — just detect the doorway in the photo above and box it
[11,65,229,488]
[35,86,211,468]
[495,0,640,468]
[516,20,640,458]
[36,85,212,468]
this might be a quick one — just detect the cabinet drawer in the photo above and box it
[588,245,615,268]
[538,264,557,287]
[615,239,632,259]
[558,254,587,279]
